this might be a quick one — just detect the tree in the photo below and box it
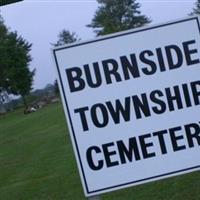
[0,15,35,108]
[54,29,80,47]
[0,15,9,92]
[0,15,7,37]
[54,80,60,96]
[6,32,35,107]
[53,29,80,96]
[191,0,200,15]
[87,0,151,36]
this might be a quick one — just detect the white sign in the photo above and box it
[52,16,200,197]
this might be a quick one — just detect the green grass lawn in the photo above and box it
[0,103,199,200]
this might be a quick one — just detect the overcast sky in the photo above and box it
[0,0,196,89]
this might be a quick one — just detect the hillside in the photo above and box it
[0,103,199,200]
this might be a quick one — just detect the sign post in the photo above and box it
[52,16,200,197]
[88,196,101,200]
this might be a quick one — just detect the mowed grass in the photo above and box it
[0,103,199,200]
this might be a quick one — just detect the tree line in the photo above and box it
[55,0,200,45]
[0,0,199,109]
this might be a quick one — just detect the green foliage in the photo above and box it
[54,29,80,47]
[54,79,60,96]
[0,16,9,91]
[88,0,151,36]
[0,15,35,107]
[191,0,200,15]
[5,32,34,95]
[0,15,7,39]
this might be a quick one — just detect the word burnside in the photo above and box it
[66,40,199,93]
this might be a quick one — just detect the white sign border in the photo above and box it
[52,16,200,197]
